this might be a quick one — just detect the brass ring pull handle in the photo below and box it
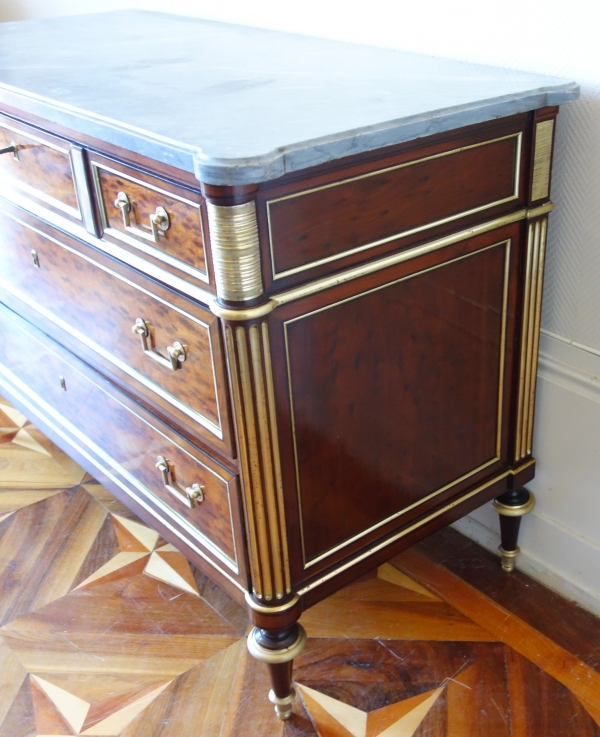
[114,191,170,243]
[132,317,187,371]
[0,142,19,160]
[156,455,204,509]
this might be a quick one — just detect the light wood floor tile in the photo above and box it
[0,426,85,490]
[0,635,28,726]
[301,591,496,641]
[122,640,246,737]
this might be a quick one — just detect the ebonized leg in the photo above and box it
[493,487,535,572]
[247,621,307,720]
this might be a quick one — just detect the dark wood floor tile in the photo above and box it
[0,675,36,737]
[295,638,503,714]
[0,512,14,541]
[418,527,600,673]
[192,567,250,636]
[446,655,510,736]
[0,487,107,626]
[412,689,447,737]
[69,513,124,591]
[3,572,240,640]
[506,647,600,736]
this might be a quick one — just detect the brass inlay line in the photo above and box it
[515,222,535,459]
[521,221,541,458]
[274,209,529,308]
[285,240,511,568]
[515,218,548,460]
[262,321,292,594]
[526,219,547,455]
[298,469,514,596]
[206,201,263,302]
[531,120,554,201]
[267,132,522,279]
[227,322,290,600]
[225,325,263,597]
[236,326,273,600]
[250,324,285,599]
[496,244,512,457]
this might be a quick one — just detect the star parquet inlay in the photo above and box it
[0,395,599,736]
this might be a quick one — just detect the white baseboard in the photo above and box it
[453,329,600,617]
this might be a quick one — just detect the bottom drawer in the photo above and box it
[0,302,245,589]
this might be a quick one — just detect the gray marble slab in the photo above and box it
[0,11,579,185]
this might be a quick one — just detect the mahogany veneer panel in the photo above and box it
[279,229,517,563]
[262,115,527,286]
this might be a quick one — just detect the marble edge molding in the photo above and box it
[0,80,579,186]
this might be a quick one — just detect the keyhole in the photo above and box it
[31,249,40,268]
[59,376,67,391]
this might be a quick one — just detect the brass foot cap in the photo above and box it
[499,545,520,572]
[269,688,295,720]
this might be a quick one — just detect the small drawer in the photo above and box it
[0,113,86,225]
[0,302,243,580]
[90,152,211,289]
[0,201,232,457]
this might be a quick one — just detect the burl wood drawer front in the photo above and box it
[0,114,83,224]
[0,204,232,456]
[271,223,521,576]
[263,120,525,285]
[90,152,211,288]
[0,302,243,580]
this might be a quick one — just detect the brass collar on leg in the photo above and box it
[493,492,536,517]
[247,624,307,665]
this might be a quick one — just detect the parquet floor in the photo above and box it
[1,395,600,736]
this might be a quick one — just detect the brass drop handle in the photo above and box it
[156,455,204,509]
[0,142,19,160]
[114,191,170,243]
[132,318,187,371]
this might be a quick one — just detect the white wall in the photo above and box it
[2,1,600,612]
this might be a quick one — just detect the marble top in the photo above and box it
[0,11,579,185]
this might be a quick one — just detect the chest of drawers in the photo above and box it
[0,11,578,721]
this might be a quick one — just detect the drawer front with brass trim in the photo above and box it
[0,113,82,223]
[0,201,232,456]
[0,302,243,580]
[90,152,211,289]
[262,118,526,288]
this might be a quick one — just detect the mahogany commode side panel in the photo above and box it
[0,11,578,723]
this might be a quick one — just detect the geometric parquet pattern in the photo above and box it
[1,395,600,736]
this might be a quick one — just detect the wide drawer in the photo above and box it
[0,201,233,456]
[89,151,212,289]
[261,117,527,288]
[0,302,244,583]
[0,113,86,225]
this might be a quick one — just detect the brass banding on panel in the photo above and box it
[531,120,554,201]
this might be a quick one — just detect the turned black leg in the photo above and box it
[493,487,535,572]
[247,620,307,720]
